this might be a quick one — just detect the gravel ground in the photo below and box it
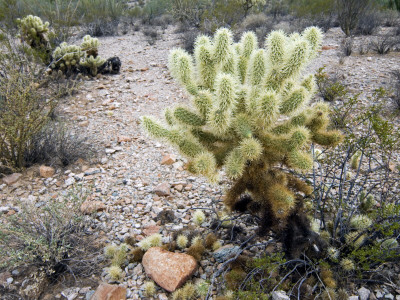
[1,24,400,299]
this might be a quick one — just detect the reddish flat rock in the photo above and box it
[91,282,126,300]
[142,247,197,292]
[39,165,55,178]
[2,173,22,185]
[154,182,170,196]
[161,154,176,165]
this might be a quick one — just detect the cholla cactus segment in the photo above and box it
[81,35,99,57]
[340,258,355,271]
[51,42,83,71]
[193,210,206,225]
[80,55,106,76]
[143,281,156,297]
[138,233,162,251]
[350,215,372,230]
[177,235,189,249]
[327,247,339,260]
[108,265,124,281]
[142,27,341,228]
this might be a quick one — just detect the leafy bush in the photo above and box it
[0,186,102,282]
[315,66,349,102]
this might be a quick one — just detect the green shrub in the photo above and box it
[315,66,349,102]
[0,186,102,282]
[0,71,56,170]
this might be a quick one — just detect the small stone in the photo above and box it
[39,166,55,178]
[6,277,13,284]
[358,287,371,300]
[174,185,183,192]
[65,177,76,186]
[90,283,126,300]
[161,154,176,165]
[80,200,106,214]
[143,225,161,236]
[84,168,101,176]
[272,290,290,300]
[154,182,170,196]
[2,173,22,185]
[117,136,132,143]
[142,247,197,292]
[213,245,241,263]
[105,148,116,154]
[0,207,10,214]
[349,297,359,300]
[385,294,394,300]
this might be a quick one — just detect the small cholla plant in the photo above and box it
[81,35,100,57]
[80,55,106,77]
[142,27,342,255]
[16,15,50,51]
[51,42,83,72]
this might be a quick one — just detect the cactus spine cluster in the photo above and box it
[143,27,342,236]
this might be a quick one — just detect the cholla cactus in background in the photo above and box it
[51,42,83,72]
[80,55,106,76]
[142,27,342,255]
[16,15,50,48]
[81,35,100,57]
[16,15,51,62]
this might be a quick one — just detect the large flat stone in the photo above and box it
[2,173,22,185]
[142,247,197,292]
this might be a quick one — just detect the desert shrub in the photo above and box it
[265,0,289,19]
[142,27,159,45]
[0,185,103,282]
[143,27,342,258]
[181,28,202,53]
[390,70,400,110]
[289,0,335,32]
[169,0,210,28]
[315,66,349,102]
[355,11,384,35]
[336,0,373,36]
[79,0,126,36]
[358,42,370,55]
[24,121,92,167]
[141,0,173,24]
[306,93,400,285]
[0,71,56,170]
[236,13,274,45]
[370,34,398,54]
[341,37,353,56]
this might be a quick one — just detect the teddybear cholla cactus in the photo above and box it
[81,35,100,57]
[143,28,341,238]
[80,55,106,76]
[16,15,51,62]
[51,42,83,72]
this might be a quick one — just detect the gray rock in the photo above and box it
[0,207,10,214]
[349,296,359,300]
[2,173,22,185]
[65,177,76,186]
[213,245,240,263]
[385,294,394,300]
[358,287,371,300]
[272,290,290,300]
[154,182,170,196]
[85,291,95,300]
